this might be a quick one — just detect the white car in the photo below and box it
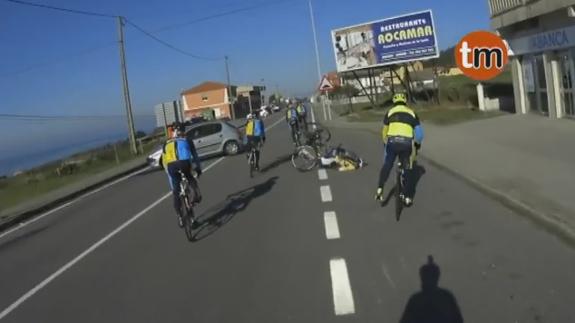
[272,105,280,112]
[259,106,270,119]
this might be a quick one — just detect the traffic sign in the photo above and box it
[318,76,335,92]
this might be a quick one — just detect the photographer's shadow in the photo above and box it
[399,255,464,323]
[190,176,278,241]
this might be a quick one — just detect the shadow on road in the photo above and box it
[381,163,426,207]
[0,226,48,252]
[260,154,293,173]
[190,176,279,242]
[399,255,464,323]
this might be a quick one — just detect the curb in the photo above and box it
[419,155,575,248]
[327,121,575,247]
[0,162,149,234]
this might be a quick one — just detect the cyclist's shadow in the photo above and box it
[399,255,464,323]
[190,176,279,241]
[381,163,426,207]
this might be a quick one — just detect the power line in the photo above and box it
[0,43,116,78]
[0,113,154,120]
[154,0,299,33]
[124,18,223,61]
[1,0,116,18]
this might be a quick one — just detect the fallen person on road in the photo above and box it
[320,145,366,172]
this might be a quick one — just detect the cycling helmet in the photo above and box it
[392,92,407,105]
[173,122,186,137]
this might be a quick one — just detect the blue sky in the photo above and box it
[0,0,490,118]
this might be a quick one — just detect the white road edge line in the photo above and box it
[0,114,287,242]
[0,166,151,241]
[320,185,332,202]
[323,211,340,240]
[0,156,226,321]
[318,169,328,180]
[267,116,284,130]
[329,258,356,316]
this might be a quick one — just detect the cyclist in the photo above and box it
[375,92,423,206]
[286,104,300,146]
[296,102,308,131]
[160,123,202,227]
[244,112,266,171]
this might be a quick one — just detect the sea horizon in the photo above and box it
[0,116,157,177]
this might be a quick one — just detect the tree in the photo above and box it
[268,94,276,105]
[332,84,360,114]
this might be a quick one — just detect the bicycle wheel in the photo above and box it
[180,196,194,241]
[248,151,255,178]
[395,167,404,221]
[309,123,331,144]
[291,145,318,172]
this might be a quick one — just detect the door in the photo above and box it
[559,51,575,118]
[524,55,549,116]
[187,123,223,156]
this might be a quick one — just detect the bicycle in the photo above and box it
[177,170,197,241]
[290,123,331,172]
[290,122,302,147]
[247,141,262,178]
[394,160,407,221]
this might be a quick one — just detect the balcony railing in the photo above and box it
[489,0,538,17]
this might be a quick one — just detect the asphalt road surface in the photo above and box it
[0,111,574,323]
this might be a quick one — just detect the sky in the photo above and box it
[0,0,491,117]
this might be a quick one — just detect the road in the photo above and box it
[0,111,574,323]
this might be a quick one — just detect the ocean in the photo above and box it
[0,116,157,177]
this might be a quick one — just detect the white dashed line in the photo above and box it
[0,166,151,241]
[320,185,332,202]
[318,169,328,180]
[323,211,341,240]
[381,263,397,289]
[329,258,356,316]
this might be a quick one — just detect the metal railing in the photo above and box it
[489,0,537,17]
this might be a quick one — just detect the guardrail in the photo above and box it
[489,0,537,17]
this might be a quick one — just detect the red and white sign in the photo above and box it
[318,76,335,92]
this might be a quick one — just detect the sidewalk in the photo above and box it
[325,113,575,241]
[0,157,148,231]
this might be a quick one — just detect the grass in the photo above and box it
[347,106,505,125]
[0,138,162,216]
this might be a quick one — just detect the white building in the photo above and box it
[491,0,575,118]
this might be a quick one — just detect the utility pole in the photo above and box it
[117,16,138,155]
[308,0,327,121]
[225,55,235,119]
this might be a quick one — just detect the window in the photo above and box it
[202,95,208,102]
[187,123,222,139]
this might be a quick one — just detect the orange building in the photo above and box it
[181,81,234,120]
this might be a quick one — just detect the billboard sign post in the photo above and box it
[331,10,439,73]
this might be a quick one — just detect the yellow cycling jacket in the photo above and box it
[382,105,421,143]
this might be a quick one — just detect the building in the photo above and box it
[181,81,235,120]
[154,100,184,128]
[490,0,575,118]
[235,85,265,117]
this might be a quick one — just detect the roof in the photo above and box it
[410,68,436,82]
[182,81,227,95]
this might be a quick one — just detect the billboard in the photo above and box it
[331,10,439,72]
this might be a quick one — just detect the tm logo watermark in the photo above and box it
[455,31,509,81]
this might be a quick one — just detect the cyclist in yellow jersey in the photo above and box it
[375,93,424,206]
[160,123,202,227]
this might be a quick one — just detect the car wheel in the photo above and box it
[224,140,239,155]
